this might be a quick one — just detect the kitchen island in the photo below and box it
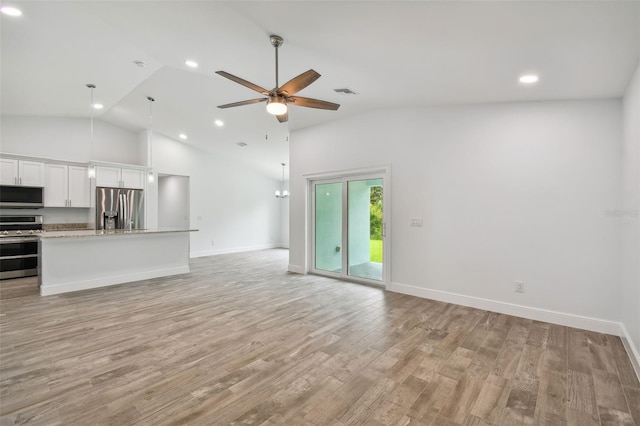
[39,228,196,296]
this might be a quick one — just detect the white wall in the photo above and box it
[622,63,640,363]
[290,100,623,328]
[149,133,283,256]
[1,116,143,165]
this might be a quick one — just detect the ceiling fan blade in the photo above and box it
[217,98,266,109]
[276,111,288,123]
[288,96,340,111]
[215,71,271,95]
[277,70,321,96]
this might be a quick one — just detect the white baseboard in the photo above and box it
[387,282,622,335]
[288,264,305,274]
[40,266,190,296]
[190,244,281,258]
[620,323,640,380]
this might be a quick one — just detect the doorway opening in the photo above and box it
[157,174,190,229]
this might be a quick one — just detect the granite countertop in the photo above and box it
[39,228,198,239]
[43,223,92,231]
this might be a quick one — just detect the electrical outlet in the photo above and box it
[515,281,524,293]
[410,218,423,227]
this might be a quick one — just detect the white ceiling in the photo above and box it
[2,1,639,179]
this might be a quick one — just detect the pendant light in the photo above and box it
[275,163,289,198]
[86,84,96,178]
[147,96,155,183]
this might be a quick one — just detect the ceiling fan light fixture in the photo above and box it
[266,97,287,116]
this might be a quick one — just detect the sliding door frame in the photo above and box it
[306,165,391,288]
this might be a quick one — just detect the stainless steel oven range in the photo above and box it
[0,215,44,279]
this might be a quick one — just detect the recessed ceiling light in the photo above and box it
[92,103,103,110]
[179,133,187,140]
[214,119,224,127]
[519,75,539,84]
[1,6,22,17]
[185,60,198,68]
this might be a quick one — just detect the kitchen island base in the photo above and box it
[39,230,191,296]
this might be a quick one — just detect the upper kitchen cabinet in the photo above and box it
[121,169,145,189]
[0,159,45,187]
[45,164,90,208]
[95,165,144,189]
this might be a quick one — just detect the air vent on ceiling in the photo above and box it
[236,142,247,147]
[334,88,357,95]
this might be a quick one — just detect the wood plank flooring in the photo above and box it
[1,249,638,425]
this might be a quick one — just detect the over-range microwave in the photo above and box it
[0,185,44,208]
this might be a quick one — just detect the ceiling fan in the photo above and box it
[216,35,340,123]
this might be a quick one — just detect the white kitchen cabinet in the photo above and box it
[44,164,67,207]
[0,159,45,186]
[121,168,145,189]
[0,158,19,185]
[95,166,120,187]
[96,166,144,189]
[45,164,90,208]
[68,166,90,207]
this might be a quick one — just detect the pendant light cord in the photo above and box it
[87,84,95,162]
[86,84,96,177]
[90,87,94,149]
[147,96,155,171]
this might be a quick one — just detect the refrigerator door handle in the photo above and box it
[123,193,129,229]
[117,193,124,229]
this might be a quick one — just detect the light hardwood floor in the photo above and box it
[1,249,638,425]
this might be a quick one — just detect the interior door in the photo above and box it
[311,173,386,285]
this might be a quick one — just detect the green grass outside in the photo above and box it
[370,239,383,263]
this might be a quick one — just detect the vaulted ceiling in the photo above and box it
[2,1,638,178]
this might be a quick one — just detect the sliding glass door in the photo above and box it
[314,181,343,274]
[348,178,383,281]
[311,174,386,285]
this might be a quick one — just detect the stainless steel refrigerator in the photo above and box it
[96,187,144,230]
